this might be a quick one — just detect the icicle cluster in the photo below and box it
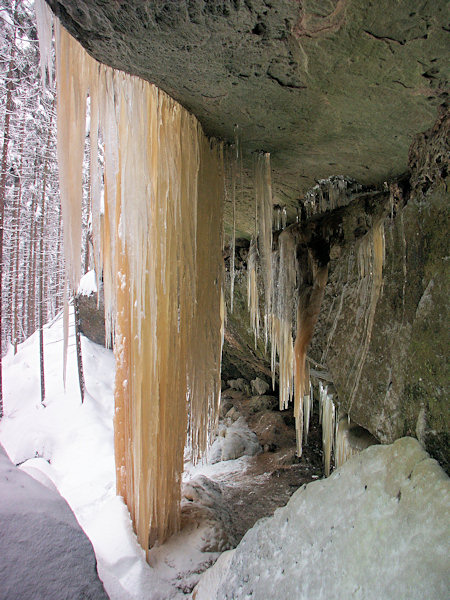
[255,153,273,348]
[47,19,224,552]
[247,237,260,346]
[335,417,359,469]
[270,230,296,409]
[246,155,329,457]
[303,175,362,218]
[273,205,287,231]
[35,0,53,88]
[335,416,377,469]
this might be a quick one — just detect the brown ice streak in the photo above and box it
[294,263,328,457]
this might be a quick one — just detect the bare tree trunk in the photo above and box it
[27,152,39,338]
[38,193,46,406]
[12,120,25,354]
[0,6,17,418]
[73,295,85,403]
[38,115,53,407]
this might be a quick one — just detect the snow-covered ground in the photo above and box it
[0,306,256,599]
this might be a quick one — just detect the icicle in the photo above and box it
[320,382,335,476]
[255,153,273,349]
[62,276,69,389]
[293,262,328,457]
[35,0,53,88]
[270,230,297,409]
[335,417,357,469]
[54,21,224,554]
[247,237,260,346]
[55,20,88,291]
[303,375,312,445]
[281,206,287,230]
[273,205,281,231]
[335,415,376,469]
[229,141,237,313]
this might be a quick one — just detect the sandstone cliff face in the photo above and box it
[311,112,449,471]
[45,0,448,235]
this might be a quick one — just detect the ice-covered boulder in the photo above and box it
[0,444,108,600]
[194,438,450,600]
[208,417,260,463]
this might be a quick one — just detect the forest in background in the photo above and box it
[0,0,91,412]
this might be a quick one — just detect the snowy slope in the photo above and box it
[0,309,175,599]
[0,308,261,599]
[194,437,450,600]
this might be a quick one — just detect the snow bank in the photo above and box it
[78,269,98,296]
[0,443,108,599]
[0,309,253,599]
[0,311,174,600]
[194,437,450,600]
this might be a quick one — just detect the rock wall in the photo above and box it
[312,112,449,471]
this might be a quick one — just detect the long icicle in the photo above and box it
[52,19,224,555]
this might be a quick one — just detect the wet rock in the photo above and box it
[251,377,269,396]
[225,407,240,422]
[48,0,448,234]
[227,378,250,394]
[312,113,449,472]
[249,411,296,451]
[219,398,233,418]
[247,395,278,414]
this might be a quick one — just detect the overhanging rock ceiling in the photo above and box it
[46,0,449,236]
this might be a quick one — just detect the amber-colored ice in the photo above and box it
[270,229,296,409]
[293,262,328,456]
[54,22,224,552]
[247,237,260,346]
[255,153,273,348]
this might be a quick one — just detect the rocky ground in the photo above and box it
[216,382,323,542]
[147,376,324,596]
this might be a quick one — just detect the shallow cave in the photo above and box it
[41,1,450,598]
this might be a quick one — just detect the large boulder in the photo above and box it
[0,444,108,600]
[194,438,450,600]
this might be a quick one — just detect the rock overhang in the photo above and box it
[46,0,448,236]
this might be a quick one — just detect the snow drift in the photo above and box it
[194,437,450,600]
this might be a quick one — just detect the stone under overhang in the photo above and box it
[45,0,448,237]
